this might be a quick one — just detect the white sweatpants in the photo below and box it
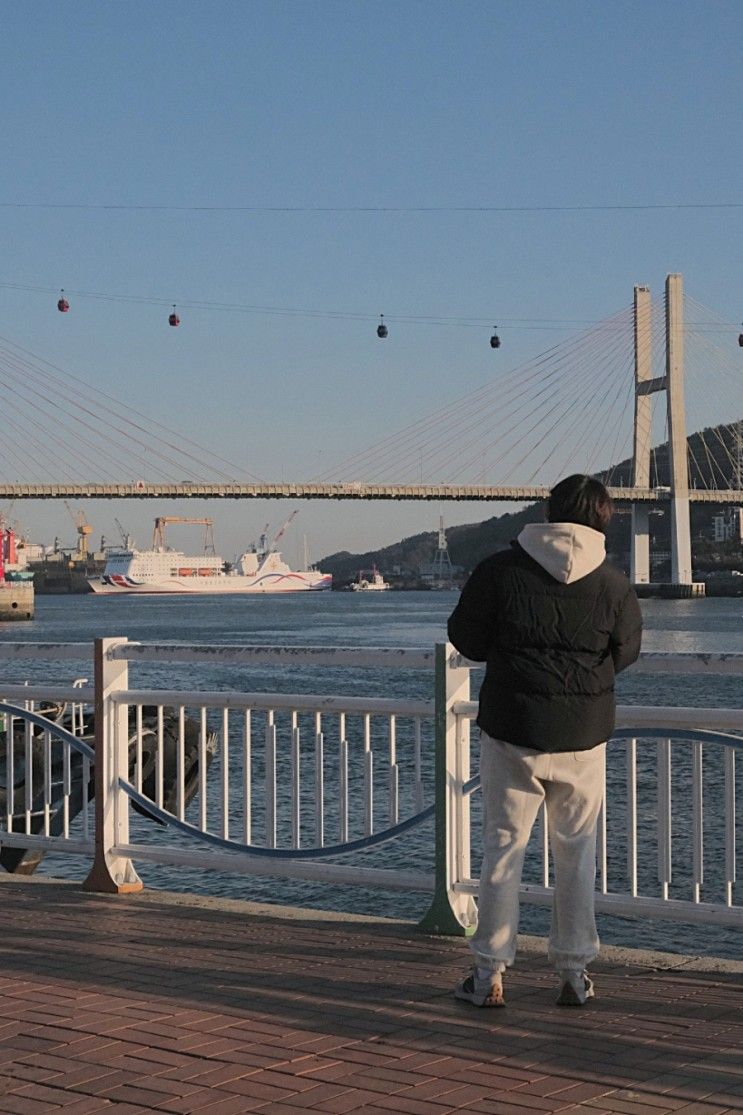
[470,732,605,973]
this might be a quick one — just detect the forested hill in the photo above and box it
[319,421,740,582]
[602,421,740,489]
[320,505,545,583]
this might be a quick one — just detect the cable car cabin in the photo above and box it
[169,308,181,327]
[57,292,69,313]
[738,325,743,347]
[490,328,501,349]
[377,314,388,339]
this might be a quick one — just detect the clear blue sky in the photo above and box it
[0,0,741,559]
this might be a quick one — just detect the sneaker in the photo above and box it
[556,970,595,1007]
[454,967,505,1008]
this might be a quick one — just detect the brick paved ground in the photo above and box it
[0,876,740,1115]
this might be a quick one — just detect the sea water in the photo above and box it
[2,592,741,958]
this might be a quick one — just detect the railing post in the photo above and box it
[419,642,475,936]
[83,637,143,894]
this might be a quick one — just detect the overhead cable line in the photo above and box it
[0,201,742,213]
[0,281,733,334]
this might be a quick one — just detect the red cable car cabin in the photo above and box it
[57,291,69,313]
[169,307,180,327]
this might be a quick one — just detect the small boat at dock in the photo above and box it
[350,566,390,591]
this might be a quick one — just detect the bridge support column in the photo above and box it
[631,285,653,584]
[665,274,693,585]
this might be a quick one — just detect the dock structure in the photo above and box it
[0,876,741,1115]
[0,583,33,621]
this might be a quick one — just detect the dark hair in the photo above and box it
[547,474,614,534]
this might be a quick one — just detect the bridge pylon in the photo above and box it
[631,273,701,594]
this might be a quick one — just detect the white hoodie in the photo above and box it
[517,522,606,585]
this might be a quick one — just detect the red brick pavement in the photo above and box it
[0,877,740,1115]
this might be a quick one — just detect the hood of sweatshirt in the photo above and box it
[516,522,606,584]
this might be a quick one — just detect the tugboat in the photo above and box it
[350,566,390,591]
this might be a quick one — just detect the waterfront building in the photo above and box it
[712,507,743,543]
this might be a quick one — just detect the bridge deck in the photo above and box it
[0,483,740,502]
[0,876,741,1115]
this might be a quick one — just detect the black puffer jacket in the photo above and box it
[448,524,642,752]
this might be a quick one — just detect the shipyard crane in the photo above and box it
[256,522,271,551]
[113,518,133,549]
[269,510,299,551]
[152,516,215,553]
[63,501,93,559]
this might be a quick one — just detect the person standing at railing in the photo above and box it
[448,474,642,1008]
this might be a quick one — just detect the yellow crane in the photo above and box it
[152,516,215,553]
[63,501,93,560]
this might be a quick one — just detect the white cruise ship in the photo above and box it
[88,518,332,595]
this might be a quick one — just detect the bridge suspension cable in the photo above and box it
[317,307,639,488]
[682,294,743,489]
[0,334,261,486]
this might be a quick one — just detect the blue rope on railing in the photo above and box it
[121,779,435,859]
[0,701,94,760]
[462,726,743,797]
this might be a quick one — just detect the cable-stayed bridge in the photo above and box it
[0,273,741,587]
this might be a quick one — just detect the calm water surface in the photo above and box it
[2,592,741,959]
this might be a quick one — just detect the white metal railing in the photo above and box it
[0,639,740,935]
[0,675,94,862]
[111,687,434,891]
[424,645,743,934]
[79,638,438,895]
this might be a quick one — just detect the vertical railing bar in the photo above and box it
[691,741,703,903]
[62,737,71,838]
[135,705,143,794]
[414,717,424,812]
[43,728,52,837]
[177,706,186,822]
[243,709,251,843]
[724,746,736,907]
[221,708,230,840]
[315,712,324,847]
[540,802,549,887]
[453,708,472,896]
[265,710,277,849]
[363,713,373,836]
[339,713,348,843]
[388,715,399,826]
[156,706,164,809]
[5,713,13,832]
[627,738,638,897]
[24,706,33,834]
[198,707,207,833]
[657,738,672,900]
[291,711,301,849]
[81,753,90,841]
